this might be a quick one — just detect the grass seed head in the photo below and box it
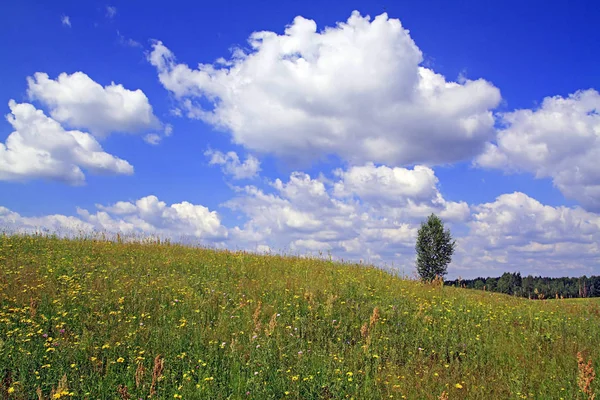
[577,352,596,400]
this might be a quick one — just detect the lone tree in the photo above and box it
[416,214,456,281]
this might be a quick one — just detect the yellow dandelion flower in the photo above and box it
[117,357,124,363]
[455,383,463,389]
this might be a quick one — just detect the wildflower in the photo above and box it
[455,383,463,389]
[117,357,125,363]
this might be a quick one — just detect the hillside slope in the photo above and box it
[1,235,599,399]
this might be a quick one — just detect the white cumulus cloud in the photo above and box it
[333,163,470,222]
[0,101,133,184]
[149,11,501,166]
[476,89,600,211]
[205,149,261,179]
[27,72,161,137]
[1,196,228,242]
[453,192,600,277]
[225,164,467,267]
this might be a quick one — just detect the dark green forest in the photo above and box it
[445,273,600,299]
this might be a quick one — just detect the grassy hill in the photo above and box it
[1,234,598,399]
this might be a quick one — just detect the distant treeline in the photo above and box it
[445,272,600,299]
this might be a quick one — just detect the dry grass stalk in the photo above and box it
[29,297,39,318]
[149,355,164,397]
[304,291,315,306]
[432,275,444,288]
[135,362,145,389]
[360,322,369,338]
[369,307,380,328]
[265,312,277,336]
[117,384,131,399]
[578,352,596,400]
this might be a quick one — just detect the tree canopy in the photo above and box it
[415,214,456,281]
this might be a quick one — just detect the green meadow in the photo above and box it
[0,234,598,399]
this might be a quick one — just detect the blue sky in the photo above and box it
[1,0,599,278]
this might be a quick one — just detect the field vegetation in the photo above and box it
[1,234,599,399]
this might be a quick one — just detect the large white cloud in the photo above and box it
[148,11,501,165]
[0,101,133,184]
[454,192,600,277]
[27,72,161,137]
[1,195,227,241]
[476,89,600,211]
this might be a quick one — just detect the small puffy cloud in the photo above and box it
[476,89,600,211]
[95,201,137,215]
[106,6,117,18]
[27,72,160,137]
[61,15,71,27]
[1,196,228,241]
[149,11,500,166]
[143,124,174,145]
[144,133,161,145]
[205,149,261,179]
[0,101,133,185]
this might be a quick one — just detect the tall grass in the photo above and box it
[0,234,598,399]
